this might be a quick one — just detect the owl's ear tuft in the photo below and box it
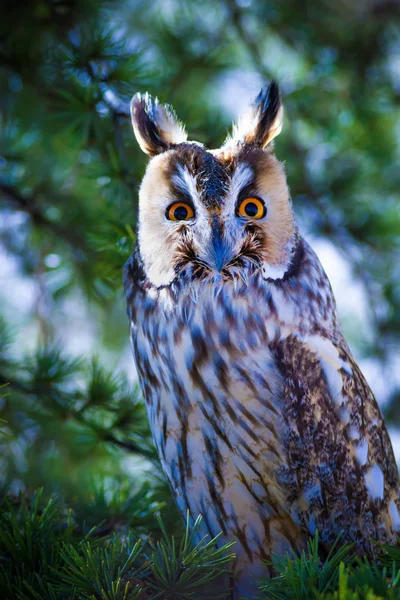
[130,93,187,157]
[227,81,283,149]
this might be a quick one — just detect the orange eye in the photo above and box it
[237,197,266,219]
[166,202,195,221]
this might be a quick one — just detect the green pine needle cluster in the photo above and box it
[259,533,400,600]
[0,490,235,600]
[1,490,399,599]
[0,318,157,487]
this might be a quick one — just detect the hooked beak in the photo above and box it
[209,214,232,272]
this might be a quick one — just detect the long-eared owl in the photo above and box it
[124,82,400,598]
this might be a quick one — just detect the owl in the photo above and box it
[124,83,400,598]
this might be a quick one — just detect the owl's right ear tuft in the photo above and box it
[226,81,283,149]
[130,93,187,157]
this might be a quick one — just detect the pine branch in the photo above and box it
[82,59,139,215]
[3,371,156,461]
[0,490,235,600]
[101,431,156,460]
[0,341,156,464]
[259,531,400,599]
[1,492,399,599]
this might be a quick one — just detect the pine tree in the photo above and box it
[1,0,399,597]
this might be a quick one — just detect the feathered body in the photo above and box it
[124,84,400,598]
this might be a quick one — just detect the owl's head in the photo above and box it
[131,82,298,288]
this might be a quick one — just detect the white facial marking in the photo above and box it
[364,464,384,500]
[172,164,199,202]
[227,163,253,211]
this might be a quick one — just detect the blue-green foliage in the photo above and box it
[0,490,235,600]
[259,532,400,600]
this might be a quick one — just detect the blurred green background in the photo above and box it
[1,0,400,525]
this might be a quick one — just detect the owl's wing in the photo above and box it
[271,333,400,552]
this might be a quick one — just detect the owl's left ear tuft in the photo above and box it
[130,93,187,157]
[226,81,283,149]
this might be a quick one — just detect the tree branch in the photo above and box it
[1,372,156,461]
[83,64,138,205]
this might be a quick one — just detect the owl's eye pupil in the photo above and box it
[167,202,194,221]
[244,202,259,217]
[173,206,188,220]
[237,196,266,219]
